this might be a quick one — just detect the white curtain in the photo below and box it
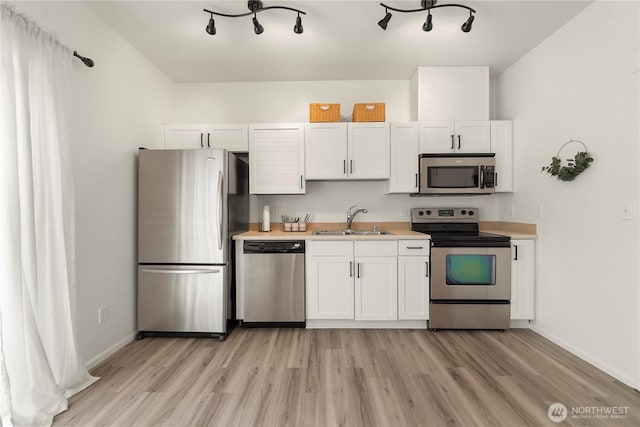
[0,4,98,426]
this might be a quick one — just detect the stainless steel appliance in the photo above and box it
[137,149,249,340]
[418,154,496,195]
[411,208,511,330]
[238,240,305,327]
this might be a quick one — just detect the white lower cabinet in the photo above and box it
[398,240,430,320]
[511,239,535,320]
[306,239,431,326]
[306,241,354,320]
[355,255,398,321]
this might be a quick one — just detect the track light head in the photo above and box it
[422,11,433,32]
[253,14,264,34]
[294,14,303,34]
[461,13,474,32]
[378,10,392,30]
[206,14,216,35]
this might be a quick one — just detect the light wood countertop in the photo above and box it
[233,222,430,241]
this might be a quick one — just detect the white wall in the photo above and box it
[172,80,498,222]
[496,1,640,387]
[14,2,173,366]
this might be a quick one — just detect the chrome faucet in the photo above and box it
[346,205,368,230]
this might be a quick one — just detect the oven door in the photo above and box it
[430,246,511,301]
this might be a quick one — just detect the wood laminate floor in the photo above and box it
[54,328,640,426]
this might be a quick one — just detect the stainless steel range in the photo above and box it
[411,208,511,330]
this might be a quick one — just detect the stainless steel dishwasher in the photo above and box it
[239,240,305,326]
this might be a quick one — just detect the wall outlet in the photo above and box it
[274,206,283,220]
[508,205,515,217]
[536,205,544,218]
[401,208,411,217]
[98,306,108,324]
[622,205,633,220]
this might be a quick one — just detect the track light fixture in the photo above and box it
[203,1,306,35]
[378,0,476,33]
[378,8,392,30]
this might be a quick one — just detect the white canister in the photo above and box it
[262,205,271,231]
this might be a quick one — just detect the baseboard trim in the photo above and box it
[306,319,427,329]
[530,325,638,391]
[83,333,136,370]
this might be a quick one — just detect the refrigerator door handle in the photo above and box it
[141,268,221,274]
[217,171,224,251]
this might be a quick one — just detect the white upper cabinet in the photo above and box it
[387,122,419,193]
[163,124,248,151]
[410,66,489,121]
[305,122,390,180]
[305,123,348,179]
[249,123,305,194]
[347,123,390,179]
[419,121,491,154]
[490,120,514,192]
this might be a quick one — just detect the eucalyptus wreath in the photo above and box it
[541,140,594,182]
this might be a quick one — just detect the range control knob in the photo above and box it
[468,210,475,216]
[426,210,432,215]
[418,210,424,216]
[461,210,467,215]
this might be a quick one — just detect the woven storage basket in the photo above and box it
[352,103,386,122]
[309,103,341,122]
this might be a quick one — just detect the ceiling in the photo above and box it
[86,0,592,83]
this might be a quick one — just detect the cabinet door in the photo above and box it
[347,123,390,179]
[305,123,348,179]
[454,121,491,153]
[419,121,455,153]
[249,124,305,194]
[354,256,398,321]
[209,125,248,151]
[164,125,209,149]
[398,256,429,320]
[387,122,419,193]
[306,255,354,320]
[491,120,513,192]
[511,240,535,320]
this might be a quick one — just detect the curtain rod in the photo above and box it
[73,51,94,68]
[1,3,95,68]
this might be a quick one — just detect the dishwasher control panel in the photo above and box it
[243,240,305,254]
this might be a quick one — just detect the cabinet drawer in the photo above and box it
[354,241,398,257]
[398,240,430,256]
[309,240,353,257]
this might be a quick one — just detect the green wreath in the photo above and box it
[541,139,594,182]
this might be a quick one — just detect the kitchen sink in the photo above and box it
[312,229,393,236]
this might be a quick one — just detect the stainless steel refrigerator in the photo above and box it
[136,149,249,340]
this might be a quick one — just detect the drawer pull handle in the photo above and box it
[406,246,424,250]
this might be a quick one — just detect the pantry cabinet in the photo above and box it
[419,121,491,154]
[386,122,420,193]
[305,122,390,180]
[163,124,248,151]
[249,123,305,194]
[510,239,535,320]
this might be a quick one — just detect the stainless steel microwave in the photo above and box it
[418,153,496,195]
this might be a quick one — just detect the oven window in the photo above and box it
[428,166,479,188]
[446,255,496,285]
